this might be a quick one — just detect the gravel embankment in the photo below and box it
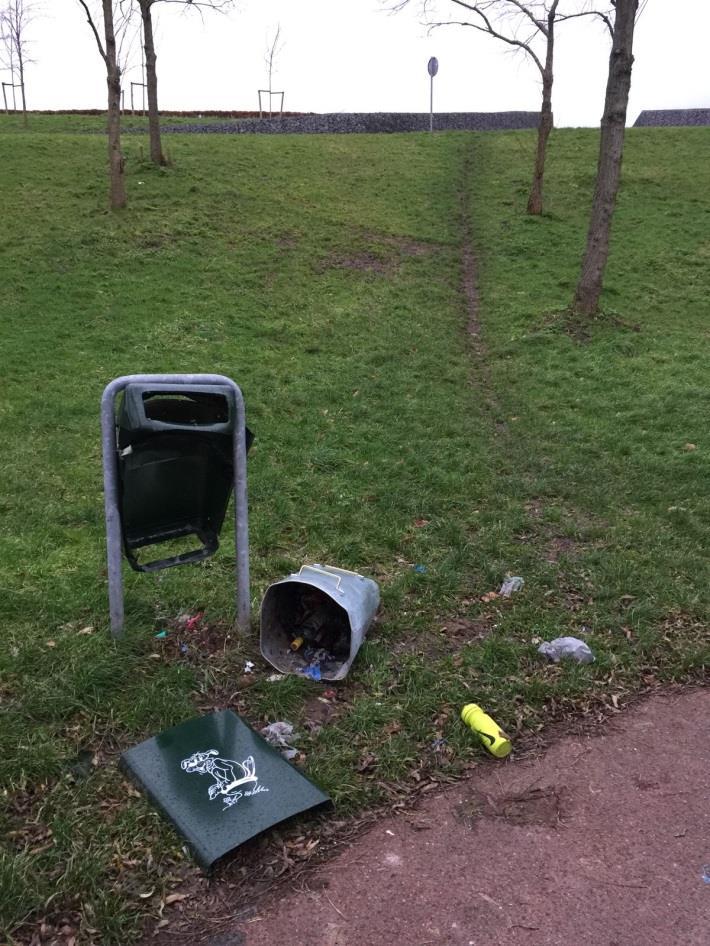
[158,111,540,135]
[634,109,710,127]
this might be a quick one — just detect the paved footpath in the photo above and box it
[239,688,709,946]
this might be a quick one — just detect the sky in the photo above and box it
[8,1,710,126]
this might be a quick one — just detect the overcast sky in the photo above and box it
[12,1,710,126]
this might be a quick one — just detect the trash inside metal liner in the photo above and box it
[260,564,380,681]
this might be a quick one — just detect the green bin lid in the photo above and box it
[120,710,331,867]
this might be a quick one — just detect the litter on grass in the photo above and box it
[499,576,524,597]
[538,636,595,664]
[185,613,204,632]
[261,721,300,760]
[461,703,512,759]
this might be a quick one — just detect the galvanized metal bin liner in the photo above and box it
[260,564,380,681]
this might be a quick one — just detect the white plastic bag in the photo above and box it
[538,636,595,664]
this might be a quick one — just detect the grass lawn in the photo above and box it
[0,116,708,944]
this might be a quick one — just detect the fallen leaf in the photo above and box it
[77,626,94,635]
[164,892,189,905]
[357,753,378,773]
[683,443,697,451]
[481,592,499,603]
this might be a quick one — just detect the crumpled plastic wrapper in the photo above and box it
[499,576,525,597]
[261,721,300,760]
[538,636,595,664]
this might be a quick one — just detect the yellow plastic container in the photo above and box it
[461,703,512,758]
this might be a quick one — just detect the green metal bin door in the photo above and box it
[120,710,331,868]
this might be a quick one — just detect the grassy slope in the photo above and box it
[0,117,708,943]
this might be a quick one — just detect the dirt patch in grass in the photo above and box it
[515,500,609,566]
[275,233,298,249]
[524,499,545,518]
[392,615,493,659]
[157,616,236,661]
[374,232,439,257]
[440,616,492,645]
[314,250,393,275]
[134,232,172,251]
[544,535,582,563]
[540,307,643,344]
[314,231,440,276]
[301,693,341,732]
[459,151,482,343]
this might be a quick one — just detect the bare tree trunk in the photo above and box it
[17,50,26,127]
[527,69,552,215]
[572,0,638,316]
[103,0,126,209]
[140,0,166,166]
[526,3,557,216]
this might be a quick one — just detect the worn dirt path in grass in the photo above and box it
[235,688,709,946]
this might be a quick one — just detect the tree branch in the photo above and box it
[504,0,547,34]
[76,0,107,62]
[154,0,234,8]
[557,8,614,36]
[429,10,545,75]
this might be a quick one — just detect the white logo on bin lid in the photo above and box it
[180,749,269,810]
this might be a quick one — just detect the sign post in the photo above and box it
[427,56,438,133]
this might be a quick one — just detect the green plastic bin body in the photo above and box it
[116,383,251,572]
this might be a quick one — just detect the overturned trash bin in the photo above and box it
[260,564,380,681]
[116,382,252,572]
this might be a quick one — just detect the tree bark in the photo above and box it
[527,4,557,216]
[103,0,126,209]
[17,48,26,127]
[140,0,166,166]
[572,0,638,316]
[527,70,553,215]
